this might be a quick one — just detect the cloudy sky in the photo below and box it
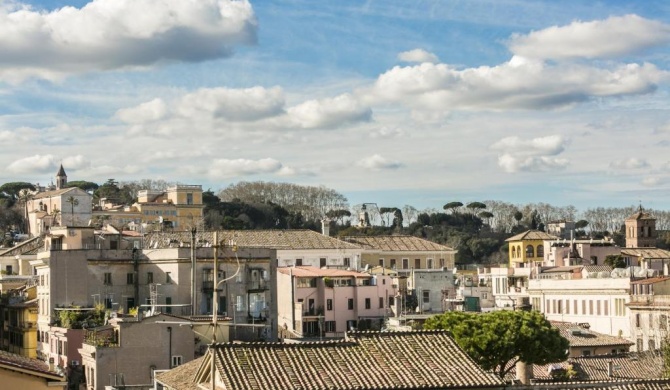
[2,0,670,212]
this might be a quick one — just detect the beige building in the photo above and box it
[78,313,195,390]
[552,321,632,357]
[343,235,457,273]
[0,284,38,358]
[30,226,277,377]
[505,230,558,268]
[627,276,670,352]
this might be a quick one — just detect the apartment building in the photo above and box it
[277,266,395,337]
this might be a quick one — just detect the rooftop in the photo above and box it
[506,230,559,242]
[342,235,455,252]
[0,350,65,381]
[278,266,372,278]
[146,229,361,250]
[157,330,504,390]
[551,322,633,348]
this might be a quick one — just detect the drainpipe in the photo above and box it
[167,327,172,368]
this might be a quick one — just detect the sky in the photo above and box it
[1,0,670,213]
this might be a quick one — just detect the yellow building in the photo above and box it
[0,349,66,389]
[94,185,204,230]
[1,285,38,358]
[506,230,557,268]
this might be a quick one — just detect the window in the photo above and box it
[661,315,667,330]
[296,259,303,266]
[415,259,421,269]
[402,259,409,269]
[439,258,445,268]
[126,273,134,285]
[348,298,354,310]
[324,321,336,332]
[327,299,333,311]
[637,338,643,351]
[166,272,172,284]
[589,300,593,315]
[636,314,641,328]
[525,245,534,258]
[147,272,153,284]
[537,245,544,257]
[649,339,656,351]
[105,297,113,309]
[5,265,11,275]
[297,278,317,288]
[574,300,578,315]
[379,297,384,309]
[343,258,350,268]
[104,273,112,285]
[512,246,516,258]
[390,259,396,269]
[423,290,430,304]
[186,193,193,205]
[389,297,395,307]
[165,297,172,314]
[320,258,327,268]
[581,350,591,356]
[365,298,371,309]
[171,355,183,368]
[379,259,384,267]
[427,259,433,269]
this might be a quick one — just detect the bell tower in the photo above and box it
[625,206,656,248]
[55,164,67,190]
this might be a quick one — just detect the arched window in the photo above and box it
[526,245,534,258]
[512,246,516,258]
[537,245,544,257]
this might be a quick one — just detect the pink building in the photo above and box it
[277,267,395,338]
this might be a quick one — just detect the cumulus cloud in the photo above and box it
[115,98,168,124]
[287,94,372,129]
[208,158,285,177]
[356,154,402,170]
[368,59,664,111]
[491,135,569,173]
[641,176,663,187]
[6,154,57,174]
[508,15,670,60]
[397,49,439,64]
[609,157,649,170]
[0,0,257,82]
[177,86,285,121]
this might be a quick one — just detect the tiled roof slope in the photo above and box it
[621,248,670,259]
[552,322,632,348]
[155,356,203,389]
[0,350,64,380]
[342,235,455,252]
[529,379,670,389]
[159,330,504,390]
[505,230,559,242]
[0,236,42,257]
[145,230,361,250]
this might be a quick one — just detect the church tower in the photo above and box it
[55,164,67,190]
[625,206,656,248]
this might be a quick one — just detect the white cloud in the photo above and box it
[609,157,649,170]
[287,94,372,129]
[0,0,257,82]
[369,126,404,139]
[508,15,670,60]
[6,154,57,174]
[641,176,663,187]
[368,60,664,111]
[62,155,89,170]
[177,86,285,121]
[115,98,168,124]
[398,49,439,64]
[208,158,285,177]
[356,154,402,170]
[491,135,569,173]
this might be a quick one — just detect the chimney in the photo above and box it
[607,360,613,377]
[516,361,532,385]
[321,218,331,237]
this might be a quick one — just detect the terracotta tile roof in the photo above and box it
[505,230,559,242]
[146,230,361,250]
[551,322,633,348]
[0,236,42,257]
[509,351,664,383]
[157,330,504,390]
[621,248,670,259]
[277,266,372,278]
[626,210,655,220]
[342,235,455,252]
[155,356,204,389]
[630,276,670,285]
[31,187,79,199]
[0,350,65,380]
[531,379,670,389]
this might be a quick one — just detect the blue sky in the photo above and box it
[2,0,670,213]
